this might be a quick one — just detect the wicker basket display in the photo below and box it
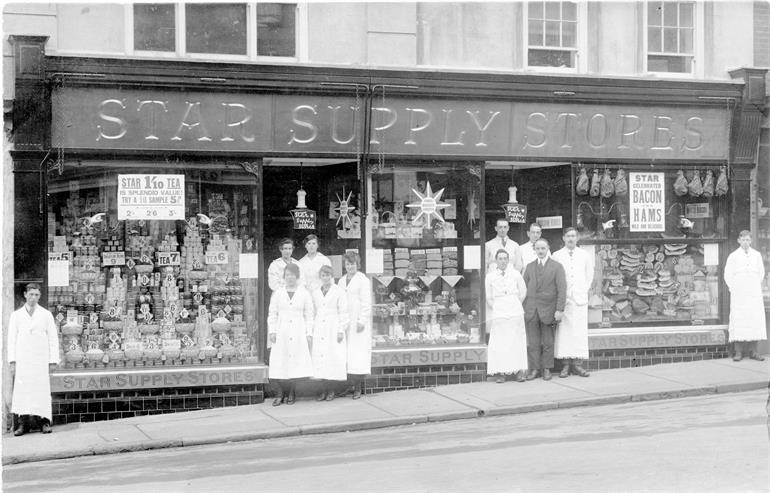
[174,323,196,334]
[163,349,181,360]
[86,349,104,362]
[138,324,160,335]
[143,349,162,360]
[107,349,125,362]
[124,348,144,361]
[65,349,85,363]
[211,317,231,333]
[61,322,83,336]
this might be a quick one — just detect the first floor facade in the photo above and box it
[5,36,768,424]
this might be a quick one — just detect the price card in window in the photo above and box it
[48,251,72,262]
[102,251,126,266]
[205,251,229,265]
[117,174,185,220]
[157,252,181,266]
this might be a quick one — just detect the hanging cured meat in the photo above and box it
[600,169,614,198]
[673,169,688,196]
[702,170,715,198]
[589,169,601,197]
[715,166,729,196]
[688,170,703,197]
[576,168,589,195]
[613,169,628,196]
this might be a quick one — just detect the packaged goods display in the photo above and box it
[47,173,258,369]
[369,165,482,347]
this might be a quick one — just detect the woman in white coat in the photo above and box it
[267,263,314,406]
[338,251,372,399]
[299,234,332,293]
[724,230,766,361]
[485,249,528,383]
[311,265,349,401]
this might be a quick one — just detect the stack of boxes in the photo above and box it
[426,248,443,276]
[382,249,394,276]
[409,249,427,275]
[394,248,410,278]
[442,247,458,275]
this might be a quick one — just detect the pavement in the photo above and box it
[2,357,768,465]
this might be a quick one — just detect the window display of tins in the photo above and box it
[588,242,720,326]
[46,167,260,369]
[368,163,482,347]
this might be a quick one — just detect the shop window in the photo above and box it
[47,164,261,370]
[646,1,696,74]
[572,164,726,327]
[367,164,483,347]
[526,1,579,69]
[132,3,297,58]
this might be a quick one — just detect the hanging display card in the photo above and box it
[703,244,719,266]
[290,209,316,229]
[238,253,259,278]
[463,245,481,270]
[117,174,185,220]
[629,172,665,232]
[48,260,70,287]
[502,203,527,223]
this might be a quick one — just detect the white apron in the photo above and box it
[725,247,767,342]
[485,268,528,374]
[267,287,314,379]
[299,253,332,294]
[311,284,349,381]
[338,272,372,375]
[8,306,60,421]
[552,247,594,359]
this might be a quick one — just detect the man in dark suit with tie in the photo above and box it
[522,238,567,381]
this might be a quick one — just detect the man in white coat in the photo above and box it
[520,222,545,269]
[8,283,60,435]
[552,228,593,378]
[724,230,766,361]
[485,218,523,272]
[267,238,304,292]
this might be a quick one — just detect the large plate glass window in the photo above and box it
[367,163,483,347]
[47,163,261,370]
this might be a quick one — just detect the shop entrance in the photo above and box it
[484,163,573,251]
[261,158,360,290]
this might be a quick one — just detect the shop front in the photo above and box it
[9,47,765,422]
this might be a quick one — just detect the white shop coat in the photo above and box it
[267,287,314,379]
[485,236,523,272]
[338,272,372,375]
[267,257,304,292]
[7,305,60,421]
[552,247,594,359]
[311,284,349,381]
[724,246,767,342]
[299,253,332,293]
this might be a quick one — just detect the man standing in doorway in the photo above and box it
[7,283,60,435]
[485,218,523,272]
[552,227,593,377]
[520,222,545,269]
[522,239,566,381]
[724,230,766,361]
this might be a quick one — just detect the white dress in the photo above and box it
[485,267,528,374]
[267,257,304,292]
[724,247,767,342]
[311,284,349,381]
[552,247,594,359]
[299,253,332,293]
[267,287,314,379]
[338,272,372,375]
[7,305,60,421]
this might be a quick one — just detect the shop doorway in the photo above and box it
[261,158,360,286]
[484,163,573,251]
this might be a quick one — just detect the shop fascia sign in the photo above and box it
[54,87,730,160]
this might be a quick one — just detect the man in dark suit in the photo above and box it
[522,238,567,381]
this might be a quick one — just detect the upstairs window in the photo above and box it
[646,1,695,73]
[527,1,579,69]
[132,3,298,59]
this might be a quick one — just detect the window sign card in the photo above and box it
[238,253,259,279]
[463,245,481,270]
[156,252,181,266]
[366,248,384,274]
[102,251,126,266]
[703,244,719,266]
[118,174,185,220]
[629,172,665,232]
[48,260,70,287]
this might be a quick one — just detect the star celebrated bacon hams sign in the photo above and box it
[406,181,450,227]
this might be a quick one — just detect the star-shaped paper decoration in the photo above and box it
[334,187,356,228]
[406,181,450,227]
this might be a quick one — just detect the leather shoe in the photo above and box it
[41,422,52,434]
[749,352,765,361]
[495,375,505,384]
[525,369,539,381]
[352,387,362,399]
[559,365,570,378]
[733,352,743,362]
[272,394,284,407]
[316,391,327,401]
[325,391,335,401]
[515,371,526,383]
[542,369,552,381]
[13,427,26,437]
[286,391,296,405]
[571,365,590,377]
